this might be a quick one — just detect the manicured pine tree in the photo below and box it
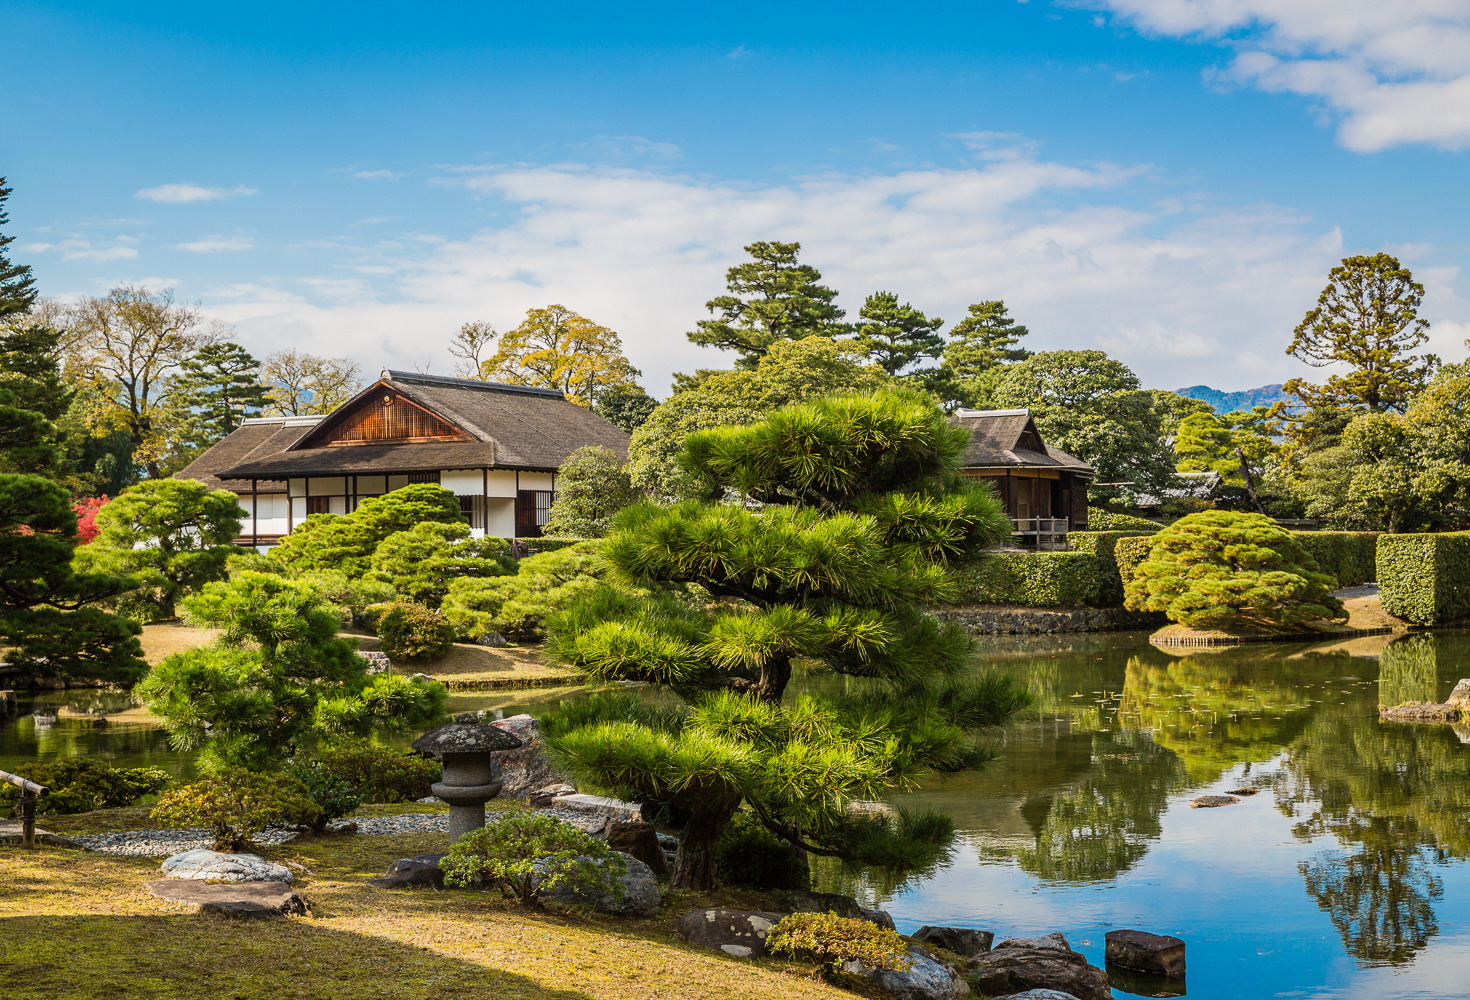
[543,388,1027,889]
[169,341,270,449]
[850,291,943,377]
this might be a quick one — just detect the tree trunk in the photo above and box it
[754,654,791,703]
[1236,447,1266,515]
[672,807,736,890]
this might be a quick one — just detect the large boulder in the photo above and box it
[851,945,971,1000]
[675,909,785,958]
[770,889,895,929]
[367,853,447,890]
[489,714,566,796]
[913,926,993,958]
[606,821,669,880]
[967,933,1110,1000]
[146,879,310,919]
[541,851,660,917]
[160,850,292,883]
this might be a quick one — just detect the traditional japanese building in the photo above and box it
[177,370,630,546]
[950,407,1094,546]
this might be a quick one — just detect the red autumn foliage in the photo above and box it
[72,495,111,545]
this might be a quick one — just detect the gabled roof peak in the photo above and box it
[953,407,1031,419]
[381,370,567,400]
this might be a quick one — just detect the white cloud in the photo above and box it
[352,170,403,181]
[20,237,139,263]
[194,151,1463,399]
[1082,0,1470,150]
[176,234,256,253]
[135,183,258,203]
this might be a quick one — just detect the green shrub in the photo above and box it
[366,522,516,608]
[283,760,363,831]
[1378,532,1470,625]
[440,811,627,906]
[1086,507,1163,531]
[267,484,465,578]
[309,739,441,803]
[376,602,456,662]
[1115,535,1154,587]
[1124,511,1346,630]
[1068,530,1159,607]
[716,812,810,890]
[296,570,397,627]
[0,759,171,817]
[542,445,640,538]
[766,911,911,979]
[948,551,1103,607]
[523,537,593,555]
[151,768,320,851]
[442,540,615,642]
[1292,531,1379,589]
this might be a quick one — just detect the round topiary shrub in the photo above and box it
[440,811,627,907]
[715,812,810,890]
[283,759,363,832]
[1124,510,1346,631]
[376,602,456,663]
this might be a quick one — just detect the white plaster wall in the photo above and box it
[486,470,518,497]
[486,497,516,538]
[441,469,485,494]
[519,471,555,491]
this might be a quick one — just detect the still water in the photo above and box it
[4,632,1470,999]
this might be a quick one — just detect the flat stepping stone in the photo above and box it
[146,879,310,919]
[549,793,642,822]
[0,821,81,849]
[1189,795,1239,808]
[161,849,292,882]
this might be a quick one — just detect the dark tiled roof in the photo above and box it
[950,408,1094,475]
[174,417,321,492]
[213,372,630,481]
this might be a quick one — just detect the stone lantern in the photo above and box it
[412,715,524,840]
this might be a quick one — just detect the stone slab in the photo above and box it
[0,821,81,849]
[160,849,293,883]
[549,793,642,822]
[146,879,310,919]
[1104,929,1185,977]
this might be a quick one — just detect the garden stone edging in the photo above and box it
[931,606,1164,636]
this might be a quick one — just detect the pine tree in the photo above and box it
[543,389,1027,888]
[0,178,38,317]
[687,241,847,366]
[850,291,943,377]
[1284,253,1437,413]
[169,341,269,449]
[935,300,1032,406]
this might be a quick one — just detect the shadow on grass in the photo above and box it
[0,913,601,1000]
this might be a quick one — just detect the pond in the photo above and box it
[4,631,1470,999]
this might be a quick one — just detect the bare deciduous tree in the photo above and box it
[261,349,362,416]
[448,320,498,379]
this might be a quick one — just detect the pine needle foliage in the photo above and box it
[543,388,1027,889]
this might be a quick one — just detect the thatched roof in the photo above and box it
[174,416,321,493]
[209,372,630,481]
[950,408,1094,475]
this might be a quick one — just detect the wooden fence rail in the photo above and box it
[0,768,49,849]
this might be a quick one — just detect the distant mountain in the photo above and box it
[1174,384,1288,413]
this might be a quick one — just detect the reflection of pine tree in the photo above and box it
[1377,634,1440,709]
[1300,834,1442,965]
[1013,730,1186,882]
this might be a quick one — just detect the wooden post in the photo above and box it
[251,478,258,549]
[0,769,48,849]
[482,467,489,535]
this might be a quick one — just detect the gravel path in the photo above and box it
[73,805,607,856]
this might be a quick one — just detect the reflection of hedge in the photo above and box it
[1293,532,1379,589]
[1068,531,1158,607]
[1378,532,1470,625]
[950,551,1105,608]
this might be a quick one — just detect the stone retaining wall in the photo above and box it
[932,605,1166,635]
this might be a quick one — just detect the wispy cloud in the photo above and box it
[135,183,257,203]
[1081,0,1470,150]
[176,234,256,253]
[352,169,404,181]
[21,236,139,262]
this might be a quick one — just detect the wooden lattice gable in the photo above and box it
[292,380,475,448]
[1014,415,1047,455]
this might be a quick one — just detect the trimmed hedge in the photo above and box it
[950,551,1106,608]
[1378,532,1470,625]
[1086,508,1164,532]
[1068,531,1158,607]
[1292,531,1378,589]
[521,537,592,555]
[1114,535,1155,592]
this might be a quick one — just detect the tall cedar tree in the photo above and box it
[687,241,847,367]
[0,473,146,686]
[850,292,944,377]
[169,341,269,448]
[0,178,37,317]
[543,389,1025,889]
[1284,253,1437,414]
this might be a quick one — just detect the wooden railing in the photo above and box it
[0,768,49,848]
[1011,517,1070,550]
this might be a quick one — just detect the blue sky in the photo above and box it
[4,0,1469,396]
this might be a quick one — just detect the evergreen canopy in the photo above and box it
[543,388,1024,889]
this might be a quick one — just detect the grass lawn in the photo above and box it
[0,806,867,1000]
[138,622,582,690]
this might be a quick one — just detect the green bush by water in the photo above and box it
[1378,532,1470,625]
[0,759,171,816]
[376,602,457,662]
[309,739,441,803]
[716,812,810,890]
